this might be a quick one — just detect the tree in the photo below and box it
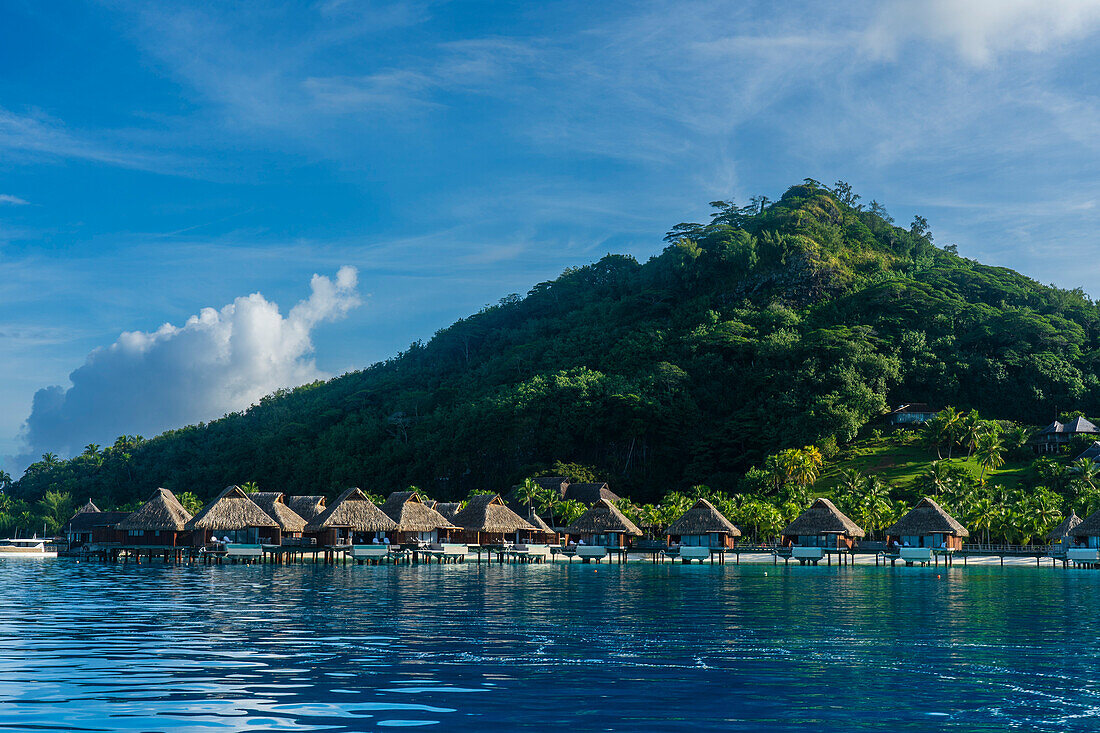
[177,491,204,516]
[556,499,587,526]
[37,490,73,535]
[975,433,1004,483]
[240,481,260,494]
[514,478,542,511]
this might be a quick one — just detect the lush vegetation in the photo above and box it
[7,179,1100,542]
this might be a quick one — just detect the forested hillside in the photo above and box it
[10,180,1100,514]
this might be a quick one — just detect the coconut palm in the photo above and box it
[975,433,1005,483]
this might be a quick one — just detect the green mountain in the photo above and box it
[12,180,1100,509]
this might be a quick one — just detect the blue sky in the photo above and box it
[3,0,1100,469]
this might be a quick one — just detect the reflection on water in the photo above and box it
[0,561,1099,731]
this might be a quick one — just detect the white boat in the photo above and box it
[0,538,58,558]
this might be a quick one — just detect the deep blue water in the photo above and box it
[1,560,1099,731]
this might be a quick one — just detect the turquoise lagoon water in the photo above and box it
[1,561,1099,731]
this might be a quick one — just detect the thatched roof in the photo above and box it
[430,501,462,522]
[287,495,326,521]
[305,488,397,532]
[883,497,968,538]
[782,498,865,538]
[1047,511,1083,540]
[381,491,460,532]
[452,495,535,534]
[565,498,642,536]
[185,486,279,531]
[251,492,308,532]
[1071,508,1100,538]
[117,488,193,531]
[522,505,554,533]
[666,499,741,537]
[563,482,621,505]
[68,501,130,531]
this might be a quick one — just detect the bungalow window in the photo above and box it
[128,530,142,537]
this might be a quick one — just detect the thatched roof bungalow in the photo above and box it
[251,492,308,537]
[451,494,535,545]
[782,498,865,549]
[287,495,326,522]
[521,505,558,544]
[564,498,642,548]
[1070,509,1100,548]
[1047,511,1083,550]
[305,488,397,546]
[185,486,280,545]
[116,488,193,546]
[883,497,969,551]
[65,500,129,547]
[381,491,460,543]
[666,499,741,548]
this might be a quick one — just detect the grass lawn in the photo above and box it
[818,432,1031,493]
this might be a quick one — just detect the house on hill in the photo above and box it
[1031,417,1099,455]
[886,403,938,426]
[1074,442,1100,463]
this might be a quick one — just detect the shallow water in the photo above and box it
[0,560,1098,731]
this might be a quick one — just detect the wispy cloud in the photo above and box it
[0,194,28,205]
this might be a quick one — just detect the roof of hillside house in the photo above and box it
[286,495,326,522]
[565,498,642,536]
[381,491,460,533]
[251,492,308,532]
[666,499,741,537]
[1075,442,1100,462]
[116,488,193,531]
[452,495,535,534]
[883,497,969,538]
[185,486,279,531]
[889,403,936,414]
[1047,511,1083,540]
[782,498,865,538]
[305,488,397,533]
[1037,417,1099,437]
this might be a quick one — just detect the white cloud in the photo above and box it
[18,267,360,460]
[0,194,28,205]
[864,0,1100,66]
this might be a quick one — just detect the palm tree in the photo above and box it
[514,478,542,512]
[240,481,260,494]
[975,433,1004,483]
[1071,458,1099,498]
[556,499,587,526]
[939,406,963,459]
[959,410,982,458]
[922,460,952,496]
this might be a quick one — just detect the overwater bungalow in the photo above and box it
[781,498,865,549]
[304,487,397,546]
[883,497,968,550]
[1070,509,1100,549]
[564,498,642,548]
[665,499,741,549]
[381,491,461,544]
[287,495,327,523]
[185,486,280,546]
[1047,511,1083,554]
[65,500,129,549]
[451,494,535,546]
[251,492,308,540]
[115,488,193,547]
